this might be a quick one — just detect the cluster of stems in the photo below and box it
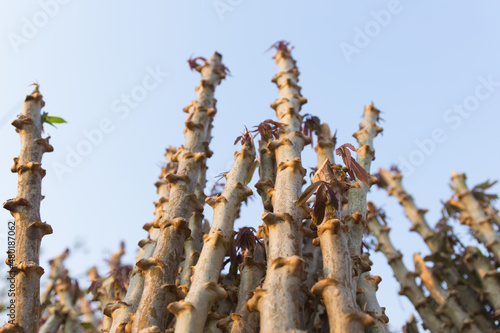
[4,44,500,333]
[370,168,500,332]
[311,103,386,333]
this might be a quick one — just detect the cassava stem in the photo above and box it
[2,87,54,333]
[247,44,310,332]
[367,205,450,333]
[107,147,177,333]
[131,53,226,332]
[169,138,255,332]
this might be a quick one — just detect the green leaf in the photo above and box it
[296,181,324,206]
[46,116,67,124]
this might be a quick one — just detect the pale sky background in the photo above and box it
[1,1,500,331]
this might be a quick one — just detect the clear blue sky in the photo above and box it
[1,1,499,331]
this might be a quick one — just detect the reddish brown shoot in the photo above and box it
[30,82,40,93]
[335,143,370,186]
[235,227,260,252]
[215,64,231,76]
[297,180,340,225]
[187,56,207,70]
[234,128,254,148]
[266,40,292,54]
[251,119,285,141]
[302,114,321,148]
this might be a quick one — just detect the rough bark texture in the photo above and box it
[230,244,266,333]
[38,249,70,333]
[169,141,255,332]
[2,88,54,333]
[41,248,69,309]
[131,53,226,332]
[107,148,177,333]
[255,138,276,213]
[9,48,500,333]
[451,172,500,264]
[367,208,450,333]
[55,274,83,333]
[463,246,500,319]
[379,169,440,252]
[347,104,386,331]
[356,273,389,333]
[312,218,374,333]
[403,315,420,333]
[39,260,85,333]
[227,137,275,332]
[413,254,480,333]
[310,104,383,333]
[303,122,336,290]
[379,169,492,331]
[246,45,310,332]
[88,243,127,332]
[346,103,383,259]
[302,123,335,329]
[181,124,213,286]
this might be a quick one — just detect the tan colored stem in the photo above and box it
[403,315,419,333]
[230,244,266,333]
[106,240,153,333]
[79,296,96,329]
[181,123,214,285]
[40,270,83,333]
[311,104,382,333]
[380,169,491,330]
[38,249,73,333]
[132,53,226,331]
[39,308,65,333]
[56,275,83,333]
[315,123,336,166]
[302,221,322,331]
[302,125,336,329]
[463,246,500,318]
[108,148,177,333]
[367,211,447,333]
[41,248,69,308]
[484,206,500,229]
[413,254,480,333]
[247,47,309,332]
[346,103,382,266]
[227,139,275,332]
[253,137,276,273]
[312,163,371,332]
[356,273,389,333]
[169,142,255,332]
[302,220,322,291]
[87,243,127,332]
[255,139,276,213]
[379,170,439,252]
[304,122,336,291]
[312,219,374,333]
[2,88,54,333]
[451,172,500,264]
[346,104,384,328]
